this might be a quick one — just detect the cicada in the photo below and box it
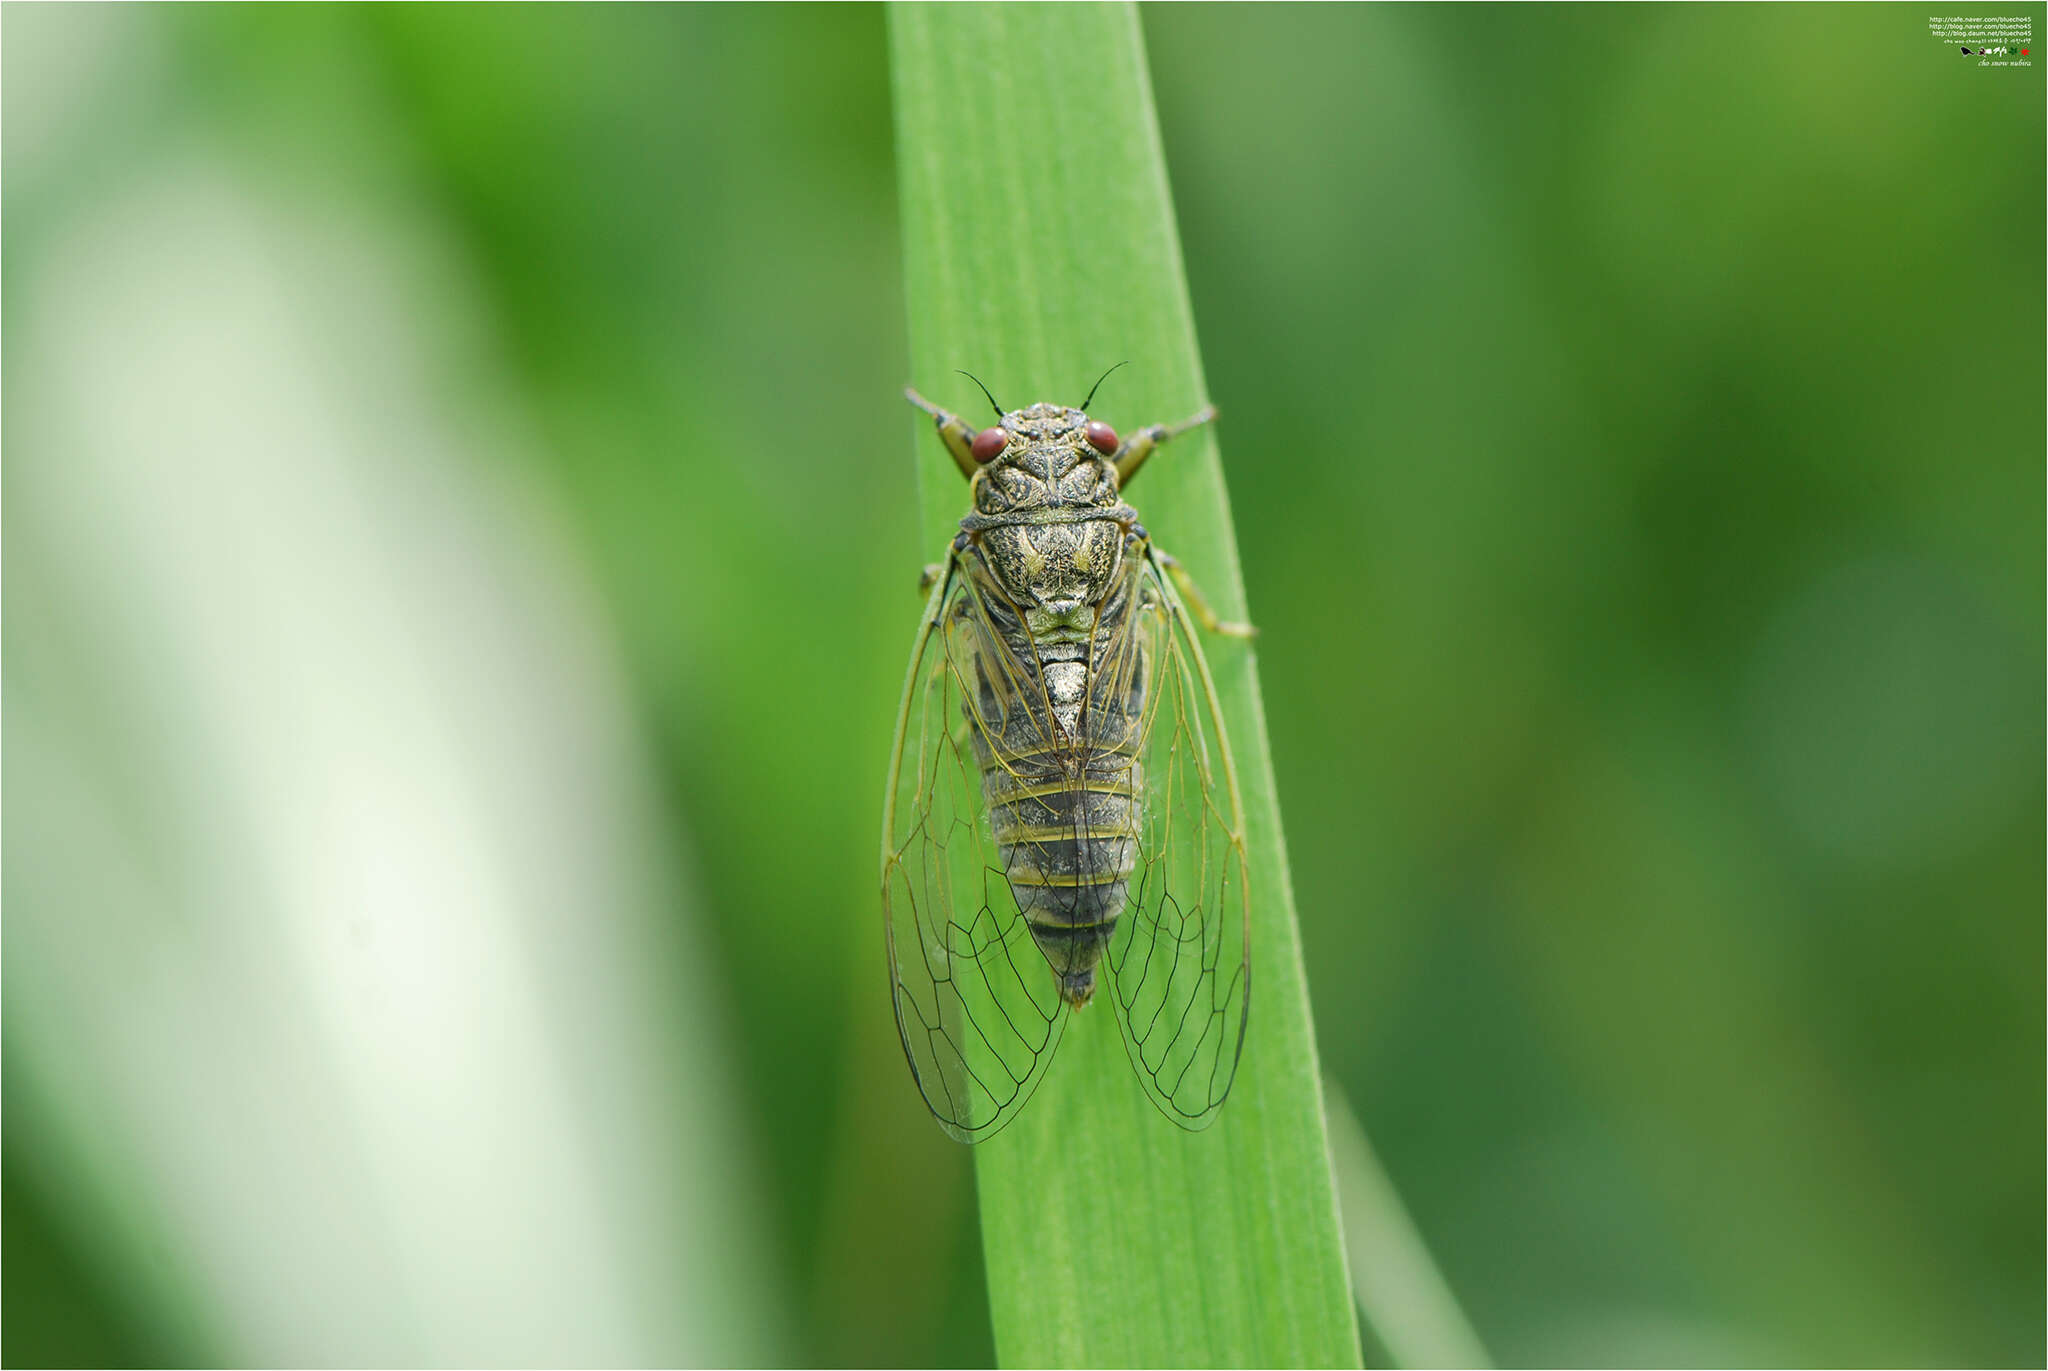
[881,371,1252,1142]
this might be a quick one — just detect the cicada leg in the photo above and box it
[1112,404,1217,488]
[905,387,982,480]
[1152,546,1257,639]
[918,563,945,597]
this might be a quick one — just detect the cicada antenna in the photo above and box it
[956,370,1004,418]
[1078,360,1129,412]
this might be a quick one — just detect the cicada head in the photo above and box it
[971,403,1122,514]
[968,404,1133,636]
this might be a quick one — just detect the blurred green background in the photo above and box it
[4,4,2040,1367]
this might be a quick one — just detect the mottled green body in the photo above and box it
[884,385,1251,1141]
[959,403,1146,1007]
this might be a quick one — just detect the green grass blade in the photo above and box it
[890,5,1361,1365]
[1326,1078,1493,1370]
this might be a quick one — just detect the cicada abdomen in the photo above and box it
[965,533,1150,1009]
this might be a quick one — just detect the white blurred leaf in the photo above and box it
[5,97,779,1369]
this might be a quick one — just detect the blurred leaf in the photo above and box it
[1,37,782,1358]
[1325,1079,1491,1370]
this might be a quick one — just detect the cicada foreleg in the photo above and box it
[1113,404,1217,488]
[1150,546,1257,639]
[905,387,983,480]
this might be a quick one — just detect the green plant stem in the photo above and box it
[1325,1078,1492,1369]
[890,5,1360,1365]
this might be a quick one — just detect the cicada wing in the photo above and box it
[1103,550,1251,1129]
[882,556,1068,1143]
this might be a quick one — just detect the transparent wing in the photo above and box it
[1102,548,1251,1129]
[882,555,1068,1142]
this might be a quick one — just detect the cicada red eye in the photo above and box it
[1084,421,1119,455]
[971,426,1009,463]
